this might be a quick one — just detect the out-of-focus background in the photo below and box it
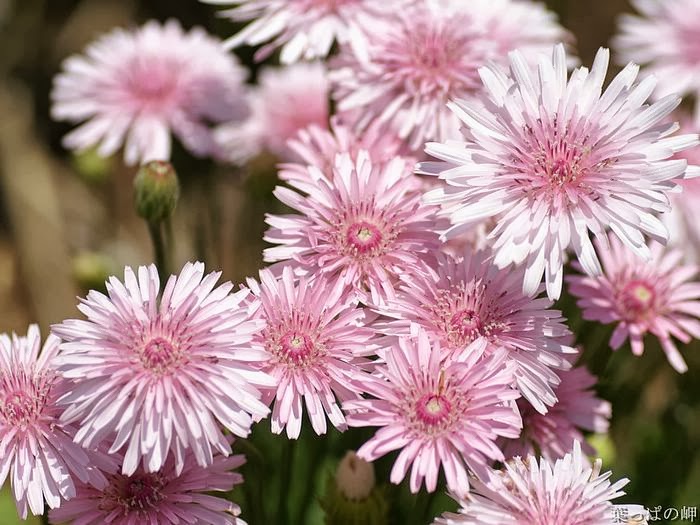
[0,0,698,523]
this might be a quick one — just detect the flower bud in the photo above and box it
[335,451,375,501]
[133,160,179,223]
[320,451,389,525]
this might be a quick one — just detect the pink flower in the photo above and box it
[332,0,571,150]
[613,0,700,123]
[375,250,575,414]
[421,44,699,300]
[434,441,628,524]
[567,234,700,373]
[215,62,330,164]
[0,326,107,519]
[345,328,522,494]
[51,20,249,165]
[202,0,404,63]
[264,151,439,305]
[52,262,273,476]
[246,267,374,438]
[50,449,246,525]
[500,366,611,462]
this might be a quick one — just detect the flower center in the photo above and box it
[619,280,656,316]
[384,15,482,96]
[1,390,36,426]
[678,22,700,66]
[101,472,166,514]
[139,336,182,374]
[0,368,53,427]
[280,331,315,361]
[344,221,384,254]
[126,57,180,108]
[449,309,482,338]
[415,393,452,426]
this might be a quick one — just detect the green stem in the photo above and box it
[419,489,439,525]
[148,221,168,283]
[233,437,267,524]
[297,431,330,524]
[277,438,296,525]
[41,510,50,525]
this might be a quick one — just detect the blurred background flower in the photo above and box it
[1,1,700,524]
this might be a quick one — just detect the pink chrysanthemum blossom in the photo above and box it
[331,0,571,150]
[264,151,439,305]
[421,44,700,301]
[500,366,611,462]
[52,262,274,476]
[51,20,249,165]
[245,267,374,438]
[567,234,700,373]
[375,250,575,414]
[50,449,246,525]
[0,326,108,519]
[215,62,330,164]
[433,441,628,524]
[345,328,522,494]
[613,0,700,123]
[202,0,404,63]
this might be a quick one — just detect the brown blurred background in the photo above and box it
[1,1,699,523]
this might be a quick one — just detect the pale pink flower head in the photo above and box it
[50,449,246,525]
[614,0,700,123]
[434,441,629,525]
[215,62,330,164]
[246,267,374,438]
[202,0,406,63]
[345,328,522,494]
[332,0,571,150]
[52,262,274,476]
[51,20,249,165]
[567,234,700,373]
[422,44,700,300]
[376,249,575,414]
[500,365,612,462]
[0,325,108,519]
[264,151,440,305]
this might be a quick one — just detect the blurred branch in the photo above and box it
[0,81,78,329]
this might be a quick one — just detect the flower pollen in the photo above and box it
[102,472,167,515]
[138,336,183,374]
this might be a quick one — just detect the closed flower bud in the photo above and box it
[320,451,388,525]
[133,160,179,223]
[335,451,375,501]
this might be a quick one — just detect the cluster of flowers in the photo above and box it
[3,0,700,523]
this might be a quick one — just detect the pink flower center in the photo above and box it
[102,472,166,514]
[1,390,36,426]
[449,309,482,338]
[619,280,656,316]
[416,393,452,426]
[345,221,384,254]
[139,336,183,374]
[381,15,483,97]
[125,57,180,111]
[678,22,700,66]
[280,331,315,361]
[0,370,52,427]
[513,121,611,202]
[432,283,506,351]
